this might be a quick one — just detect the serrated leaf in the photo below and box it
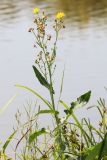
[60,91,91,116]
[70,91,91,111]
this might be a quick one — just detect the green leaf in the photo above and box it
[60,91,91,116]
[59,100,70,110]
[15,84,52,110]
[70,90,91,111]
[0,95,17,116]
[59,66,65,100]
[77,90,91,104]
[38,110,59,115]
[3,131,16,153]
[52,47,56,57]
[59,100,72,115]
[33,65,50,90]
[29,128,46,144]
[84,133,107,160]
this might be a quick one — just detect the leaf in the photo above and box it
[38,110,59,115]
[77,90,91,104]
[84,133,107,160]
[15,84,52,110]
[70,91,91,111]
[60,141,66,151]
[0,95,17,116]
[59,100,72,115]
[33,65,50,90]
[52,47,56,57]
[3,131,16,153]
[29,128,46,144]
[59,66,65,100]
[59,100,70,110]
[60,91,91,116]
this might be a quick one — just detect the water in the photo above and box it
[0,0,107,142]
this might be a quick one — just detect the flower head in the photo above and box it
[56,12,65,19]
[33,8,40,14]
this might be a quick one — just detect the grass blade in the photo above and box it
[15,84,52,109]
[0,95,17,116]
[29,128,46,144]
[3,131,16,153]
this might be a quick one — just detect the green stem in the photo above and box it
[71,113,94,148]
[48,64,60,126]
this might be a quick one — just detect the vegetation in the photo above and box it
[0,8,107,160]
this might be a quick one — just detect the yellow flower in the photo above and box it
[56,12,65,19]
[33,8,40,14]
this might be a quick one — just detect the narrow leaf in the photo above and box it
[15,84,52,109]
[29,128,46,144]
[0,95,17,115]
[3,131,16,153]
[33,65,50,90]
[59,66,65,101]
[38,109,59,115]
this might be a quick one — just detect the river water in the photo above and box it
[0,0,107,142]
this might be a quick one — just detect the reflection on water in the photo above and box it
[1,0,107,29]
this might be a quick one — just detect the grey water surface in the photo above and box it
[0,0,107,142]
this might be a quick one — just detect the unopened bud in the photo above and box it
[28,28,34,32]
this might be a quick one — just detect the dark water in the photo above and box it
[0,0,107,142]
